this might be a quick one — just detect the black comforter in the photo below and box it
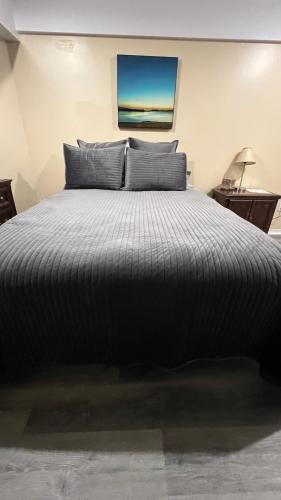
[0,188,281,372]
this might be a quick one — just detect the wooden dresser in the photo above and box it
[213,187,281,233]
[0,179,17,225]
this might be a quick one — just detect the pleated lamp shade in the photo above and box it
[236,147,256,166]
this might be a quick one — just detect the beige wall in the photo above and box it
[2,35,281,228]
[0,40,36,212]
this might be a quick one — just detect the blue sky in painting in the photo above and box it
[117,55,178,109]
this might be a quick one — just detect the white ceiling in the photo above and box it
[0,0,17,40]
[2,0,281,42]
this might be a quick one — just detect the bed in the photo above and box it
[0,187,281,377]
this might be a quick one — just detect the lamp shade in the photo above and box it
[236,147,256,166]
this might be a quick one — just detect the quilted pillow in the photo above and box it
[64,144,125,190]
[124,148,186,191]
[77,138,127,149]
[128,137,178,153]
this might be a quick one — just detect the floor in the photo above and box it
[0,358,281,499]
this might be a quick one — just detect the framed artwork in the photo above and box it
[117,54,178,129]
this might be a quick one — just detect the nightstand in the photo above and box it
[213,187,281,233]
[0,179,17,225]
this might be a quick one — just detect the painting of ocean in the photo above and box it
[117,55,178,129]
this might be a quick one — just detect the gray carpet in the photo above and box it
[0,358,281,499]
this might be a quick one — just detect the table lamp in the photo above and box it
[235,147,256,192]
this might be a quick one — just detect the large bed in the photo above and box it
[0,188,281,377]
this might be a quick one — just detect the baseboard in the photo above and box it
[269,229,281,243]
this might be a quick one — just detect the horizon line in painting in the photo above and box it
[117,54,178,129]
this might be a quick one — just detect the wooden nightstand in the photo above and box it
[213,187,281,233]
[0,179,17,225]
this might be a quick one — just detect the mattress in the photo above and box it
[0,188,281,371]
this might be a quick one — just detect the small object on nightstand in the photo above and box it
[0,179,17,225]
[220,177,236,191]
[213,186,281,233]
[235,147,256,192]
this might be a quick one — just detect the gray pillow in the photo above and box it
[124,148,186,191]
[128,137,178,153]
[64,144,125,190]
[77,138,127,149]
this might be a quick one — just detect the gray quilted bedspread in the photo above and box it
[0,188,281,370]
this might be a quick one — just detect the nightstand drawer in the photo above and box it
[213,186,281,233]
[249,199,277,233]
[0,190,9,206]
[0,210,14,226]
[228,199,252,220]
[0,179,17,223]
[0,206,14,225]
[0,200,11,211]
